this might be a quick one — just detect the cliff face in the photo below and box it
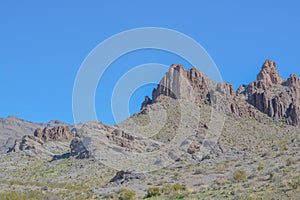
[239,60,300,125]
[145,60,300,125]
[152,64,213,105]
[150,64,244,112]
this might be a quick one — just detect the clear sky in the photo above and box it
[0,1,299,125]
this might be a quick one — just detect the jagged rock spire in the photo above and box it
[152,64,213,104]
[147,61,300,126]
[257,59,283,85]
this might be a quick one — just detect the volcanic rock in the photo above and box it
[152,61,299,125]
[152,64,213,104]
[257,59,283,85]
[34,126,75,142]
[109,170,146,183]
[70,137,90,159]
[151,64,263,122]
[9,135,44,152]
[239,60,300,125]
[141,96,152,110]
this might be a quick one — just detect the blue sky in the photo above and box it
[0,1,299,125]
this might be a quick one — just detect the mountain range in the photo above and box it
[0,59,299,199]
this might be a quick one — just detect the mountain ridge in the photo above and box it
[0,59,300,199]
[144,59,300,126]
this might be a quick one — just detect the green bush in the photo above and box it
[172,183,186,191]
[146,187,161,197]
[257,165,264,171]
[161,184,173,195]
[160,183,187,199]
[233,169,248,181]
[118,189,136,200]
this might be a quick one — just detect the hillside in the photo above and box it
[0,60,299,199]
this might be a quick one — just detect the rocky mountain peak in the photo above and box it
[170,63,185,73]
[152,64,213,105]
[257,59,283,85]
[238,60,300,125]
[146,61,300,126]
[286,74,300,87]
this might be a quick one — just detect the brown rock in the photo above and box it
[257,59,283,85]
[152,64,262,121]
[106,128,140,152]
[287,103,300,125]
[152,64,213,105]
[239,60,300,125]
[34,126,75,142]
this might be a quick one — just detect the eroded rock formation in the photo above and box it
[9,135,44,152]
[152,64,213,104]
[239,60,300,125]
[34,126,75,142]
[147,60,300,125]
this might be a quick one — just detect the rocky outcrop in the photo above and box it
[150,61,299,126]
[238,60,300,125]
[141,96,152,109]
[150,64,263,122]
[0,117,71,154]
[0,137,15,153]
[0,116,45,153]
[152,64,213,105]
[105,128,145,153]
[151,64,241,114]
[109,170,146,183]
[257,59,283,85]
[34,126,75,142]
[70,137,90,159]
[286,102,300,125]
[9,135,44,152]
[7,126,75,154]
[211,82,259,118]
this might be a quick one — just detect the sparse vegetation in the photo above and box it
[257,165,264,171]
[118,189,136,200]
[146,187,161,197]
[233,169,248,181]
[289,176,300,189]
[0,191,44,200]
[286,157,295,166]
[172,183,186,191]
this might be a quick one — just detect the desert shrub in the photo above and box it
[161,184,173,195]
[146,187,161,197]
[286,157,295,166]
[0,191,44,200]
[289,176,300,189]
[172,183,186,191]
[233,169,248,181]
[257,165,264,171]
[174,172,180,178]
[118,189,136,200]
[160,183,188,199]
[161,183,187,194]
